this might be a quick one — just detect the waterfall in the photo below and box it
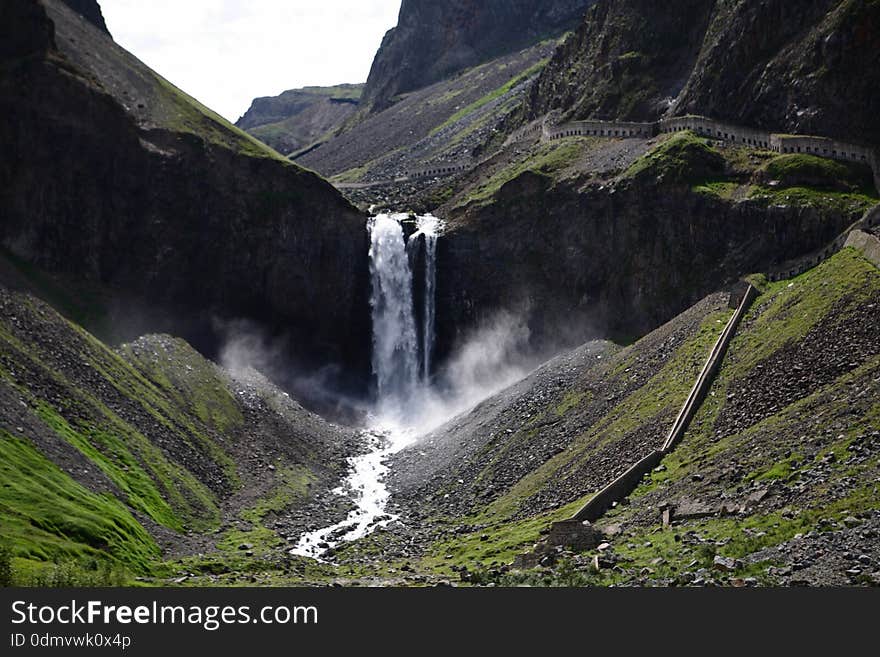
[410,214,441,382]
[368,212,442,419]
[368,213,420,417]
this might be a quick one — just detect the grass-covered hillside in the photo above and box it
[459,246,879,586]
[237,84,364,157]
[45,0,289,163]
[0,277,356,586]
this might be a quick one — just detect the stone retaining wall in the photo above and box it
[405,161,472,180]
[547,119,655,140]
[661,283,757,454]
[569,450,664,523]
[658,115,772,149]
[333,113,878,191]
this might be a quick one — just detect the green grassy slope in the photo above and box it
[501,247,880,585]
[0,279,346,586]
[0,287,239,580]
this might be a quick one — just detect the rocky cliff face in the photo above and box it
[60,0,109,35]
[362,0,595,112]
[236,84,362,156]
[436,163,868,361]
[522,0,716,122]
[521,0,880,146]
[0,0,370,387]
[671,0,880,146]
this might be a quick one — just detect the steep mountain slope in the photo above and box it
[671,0,880,146]
[236,84,362,157]
[521,0,716,123]
[520,0,880,146]
[0,281,357,585]
[532,247,880,586]
[0,0,370,384]
[361,0,596,112]
[300,41,555,185]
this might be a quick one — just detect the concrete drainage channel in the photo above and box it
[514,282,759,567]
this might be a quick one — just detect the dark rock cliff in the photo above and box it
[362,0,596,112]
[60,0,109,35]
[522,0,716,122]
[0,0,370,389]
[521,0,880,146]
[435,174,865,360]
[671,0,880,146]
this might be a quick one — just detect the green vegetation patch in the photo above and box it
[154,76,292,164]
[747,185,877,214]
[624,131,725,184]
[238,466,314,526]
[462,137,588,206]
[760,153,877,195]
[423,495,590,575]
[0,430,159,575]
[726,248,880,376]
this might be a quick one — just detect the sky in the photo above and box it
[100,1,401,123]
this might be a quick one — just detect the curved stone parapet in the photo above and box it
[405,161,472,180]
[546,119,655,140]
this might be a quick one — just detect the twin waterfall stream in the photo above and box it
[291,213,441,559]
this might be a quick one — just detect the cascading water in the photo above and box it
[409,214,441,382]
[290,212,442,560]
[369,213,420,418]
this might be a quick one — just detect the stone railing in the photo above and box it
[546,119,655,140]
[543,113,879,190]
[404,161,472,180]
[334,112,879,200]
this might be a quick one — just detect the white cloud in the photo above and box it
[100,0,400,122]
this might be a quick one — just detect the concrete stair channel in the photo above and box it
[582,284,754,516]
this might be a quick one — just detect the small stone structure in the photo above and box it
[546,520,604,550]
